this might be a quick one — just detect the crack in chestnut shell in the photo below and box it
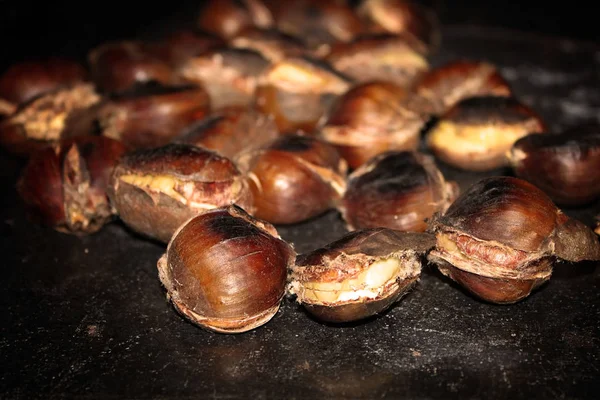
[229,27,310,62]
[235,134,347,224]
[340,151,458,232]
[509,129,600,206]
[157,205,295,333]
[109,144,253,243]
[197,0,274,40]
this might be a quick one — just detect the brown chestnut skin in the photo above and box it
[411,60,512,116]
[229,27,310,62]
[88,41,175,94]
[356,0,440,53]
[426,96,547,171]
[178,48,271,109]
[16,136,127,234]
[109,143,253,243]
[154,30,226,67]
[427,176,600,304]
[255,56,352,134]
[157,204,295,333]
[288,228,436,323]
[326,33,429,87]
[340,151,459,232]
[508,126,600,206]
[0,83,102,156]
[174,106,279,159]
[0,58,88,114]
[235,134,347,224]
[197,0,274,40]
[98,83,211,149]
[320,81,427,169]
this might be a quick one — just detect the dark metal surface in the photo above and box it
[2,26,600,399]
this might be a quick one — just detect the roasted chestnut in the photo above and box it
[154,29,225,67]
[595,216,600,236]
[426,96,547,171]
[157,204,295,333]
[235,134,347,224]
[98,83,211,149]
[109,143,253,243]
[178,48,271,109]
[0,83,101,156]
[0,58,88,116]
[339,151,458,232]
[427,176,600,304]
[411,60,512,116]
[255,56,352,134]
[88,41,175,93]
[326,33,429,87]
[174,106,279,159]
[229,27,309,62]
[319,81,427,169]
[356,0,440,53]
[197,0,273,39]
[16,136,126,234]
[508,126,600,206]
[288,228,436,323]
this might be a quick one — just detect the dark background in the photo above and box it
[0,0,598,71]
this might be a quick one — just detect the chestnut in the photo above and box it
[325,33,429,87]
[339,151,459,232]
[88,41,175,93]
[157,205,295,333]
[255,56,352,134]
[16,136,126,234]
[154,29,225,67]
[229,27,310,62]
[426,96,547,171]
[177,48,271,109]
[356,0,440,53]
[196,0,273,40]
[174,106,279,159]
[0,83,101,156]
[411,60,512,116]
[288,228,436,323]
[235,134,347,224]
[595,216,600,236]
[109,143,253,243]
[319,81,427,169]
[0,57,88,115]
[427,176,600,304]
[98,83,211,149]
[508,125,600,206]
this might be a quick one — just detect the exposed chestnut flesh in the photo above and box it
[109,143,253,243]
[229,27,309,62]
[288,228,436,323]
[157,205,295,333]
[340,151,458,232]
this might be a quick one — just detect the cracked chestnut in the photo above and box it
[340,151,458,232]
[427,176,600,304]
[16,136,126,234]
[109,143,253,243]
[157,204,295,333]
[197,0,273,39]
[229,27,310,62]
[426,96,546,171]
[288,228,436,323]
[235,134,347,224]
[508,125,600,206]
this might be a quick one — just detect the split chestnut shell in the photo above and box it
[157,205,295,333]
[288,228,436,323]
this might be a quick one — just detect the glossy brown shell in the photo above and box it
[197,0,274,39]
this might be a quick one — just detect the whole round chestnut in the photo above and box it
[411,60,512,117]
[508,125,600,206]
[340,151,458,232]
[157,205,295,333]
[320,80,427,169]
[288,228,436,323]
[427,176,600,304]
[426,96,546,171]
[197,0,273,39]
[109,143,253,243]
[235,134,347,224]
[16,136,127,234]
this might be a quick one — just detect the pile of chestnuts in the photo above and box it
[4,0,600,334]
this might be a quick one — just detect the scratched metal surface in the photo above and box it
[1,25,600,399]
